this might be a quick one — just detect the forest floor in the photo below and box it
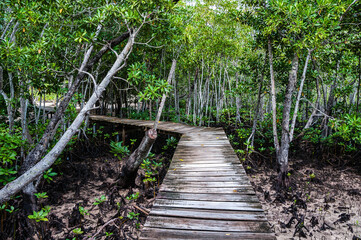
[39,149,173,240]
[247,160,361,240]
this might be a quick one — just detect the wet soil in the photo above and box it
[38,150,174,240]
[247,159,361,239]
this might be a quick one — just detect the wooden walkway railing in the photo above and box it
[89,116,276,240]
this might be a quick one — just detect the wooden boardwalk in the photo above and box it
[90,116,275,240]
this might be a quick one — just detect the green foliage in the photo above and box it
[0,126,23,185]
[79,206,89,216]
[72,228,83,235]
[34,192,48,199]
[110,141,130,160]
[93,195,107,205]
[28,206,51,222]
[43,168,58,183]
[127,62,172,102]
[140,153,163,185]
[126,192,140,201]
[127,211,140,220]
[162,136,178,150]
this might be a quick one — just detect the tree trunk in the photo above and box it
[277,53,299,188]
[119,60,177,187]
[268,38,280,154]
[0,67,15,134]
[247,56,266,147]
[289,49,312,141]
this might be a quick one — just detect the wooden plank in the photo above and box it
[169,163,240,169]
[149,206,267,221]
[153,199,263,211]
[163,176,249,182]
[165,171,246,177]
[143,216,273,232]
[157,192,259,202]
[168,167,241,172]
[161,181,252,188]
[159,186,256,194]
[140,228,276,240]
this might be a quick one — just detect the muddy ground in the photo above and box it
[40,150,174,240]
[247,159,361,240]
[0,132,177,240]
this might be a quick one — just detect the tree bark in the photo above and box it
[0,67,14,133]
[277,53,299,188]
[268,38,280,153]
[289,49,312,141]
[247,56,266,147]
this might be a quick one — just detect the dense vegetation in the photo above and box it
[0,0,360,238]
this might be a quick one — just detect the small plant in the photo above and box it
[127,211,140,220]
[28,206,51,222]
[110,141,130,160]
[130,139,137,146]
[287,172,291,177]
[34,192,48,199]
[105,232,113,237]
[162,136,178,150]
[93,195,107,205]
[126,192,140,201]
[43,168,58,183]
[309,173,316,179]
[72,228,83,235]
[5,205,17,214]
[79,206,89,216]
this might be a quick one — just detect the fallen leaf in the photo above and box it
[226,234,231,235]
[201,144,204,147]
[216,137,219,139]
[180,159,184,161]
[173,168,176,171]
[233,190,237,192]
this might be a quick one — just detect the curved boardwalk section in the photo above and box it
[90,116,275,240]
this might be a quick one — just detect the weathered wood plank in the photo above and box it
[153,199,263,211]
[157,192,259,202]
[159,186,256,194]
[149,206,267,221]
[140,228,276,240]
[143,216,273,232]
[163,176,249,182]
[161,181,252,188]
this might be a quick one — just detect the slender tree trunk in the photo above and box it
[247,56,266,147]
[0,67,14,133]
[277,53,299,188]
[235,73,240,125]
[119,60,177,187]
[289,49,312,141]
[303,76,321,131]
[357,54,360,111]
[268,39,280,153]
